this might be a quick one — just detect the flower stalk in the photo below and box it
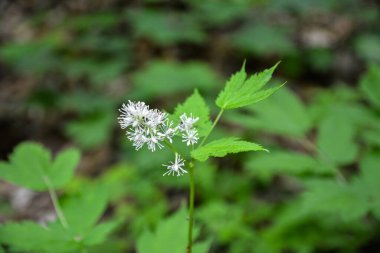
[187,163,195,253]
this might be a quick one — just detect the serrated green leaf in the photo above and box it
[226,87,312,137]
[191,137,267,162]
[62,184,108,236]
[0,142,80,191]
[216,63,282,109]
[171,89,212,136]
[0,221,80,253]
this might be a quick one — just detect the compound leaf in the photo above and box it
[216,63,282,109]
[0,142,80,191]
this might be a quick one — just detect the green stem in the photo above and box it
[43,176,69,229]
[163,140,178,154]
[185,108,224,252]
[199,108,224,147]
[187,163,195,253]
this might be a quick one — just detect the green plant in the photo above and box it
[118,62,282,252]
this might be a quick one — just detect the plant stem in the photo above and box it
[187,163,195,253]
[163,140,179,154]
[199,108,224,147]
[43,176,69,229]
[186,108,224,252]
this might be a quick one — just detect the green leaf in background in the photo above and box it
[193,239,212,253]
[83,220,121,246]
[245,151,335,181]
[136,204,210,253]
[197,201,250,243]
[191,1,248,26]
[171,89,212,136]
[0,142,80,191]
[307,47,334,72]
[261,199,369,253]
[296,152,380,223]
[62,184,108,236]
[352,152,380,219]
[316,113,358,165]
[62,58,127,86]
[216,63,282,109]
[300,180,369,222]
[362,119,380,148]
[0,221,79,253]
[354,34,380,63]
[49,148,81,188]
[65,111,115,150]
[127,9,205,45]
[71,34,129,54]
[359,64,380,110]
[132,61,219,99]
[232,24,295,56]
[59,91,115,114]
[0,33,62,74]
[65,12,121,30]
[191,137,267,162]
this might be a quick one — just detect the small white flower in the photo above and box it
[163,153,187,176]
[179,113,199,132]
[118,101,150,129]
[158,121,177,143]
[182,129,199,146]
[126,128,147,150]
[146,109,167,128]
[147,136,164,152]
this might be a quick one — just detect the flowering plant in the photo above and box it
[118,62,282,252]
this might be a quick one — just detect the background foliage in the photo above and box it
[0,0,380,252]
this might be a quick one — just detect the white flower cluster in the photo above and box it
[118,101,200,176]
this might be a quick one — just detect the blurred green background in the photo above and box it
[1,0,380,252]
